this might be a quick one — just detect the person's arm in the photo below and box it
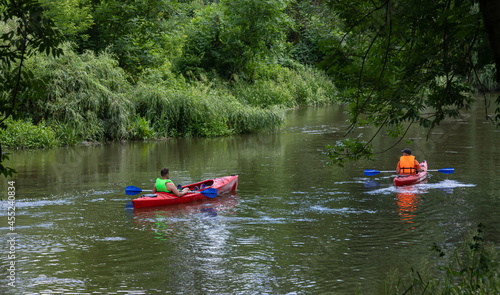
[415,160,423,172]
[396,162,401,174]
[152,185,157,193]
[167,182,189,197]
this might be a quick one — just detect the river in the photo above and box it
[1,102,499,294]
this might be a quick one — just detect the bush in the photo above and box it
[23,43,134,141]
[227,104,285,134]
[128,115,156,140]
[52,123,81,146]
[230,64,337,108]
[0,119,58,148]
[133,81,285,137]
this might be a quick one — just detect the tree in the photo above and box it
[38,0,93,42]
[0,0,63,176]
[479,0,500,85]
[82,0,182,77]
[321,0,498,165]
[178,0,292,79]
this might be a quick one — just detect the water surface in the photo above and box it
[1,103,499,294]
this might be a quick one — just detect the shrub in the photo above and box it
[23,43,134,141]
[0,119,58,148]
[128,115,156,140]
[52,123,81,146]
[230,64,337,108]
[133,82,231,137]
[133,81,285,137]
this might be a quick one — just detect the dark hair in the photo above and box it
[401,148,412,155]
[160,168,169,177]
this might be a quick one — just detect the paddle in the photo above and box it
[124,185,218,198]
[125,186,151,195]
[364,168,454,176]
[199,188,218,198]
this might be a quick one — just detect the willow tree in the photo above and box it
[0,0,62,176]
[321,0,499,165]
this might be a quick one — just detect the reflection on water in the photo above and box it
[131,193,240,241]
[366,179,477,231]
[395,183,426,230]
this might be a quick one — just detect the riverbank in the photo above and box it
[1,44,337,149]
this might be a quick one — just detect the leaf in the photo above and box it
[421,118,432,128]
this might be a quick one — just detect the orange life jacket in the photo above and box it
[399,155,417,175]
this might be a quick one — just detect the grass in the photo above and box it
[0,119,58,148]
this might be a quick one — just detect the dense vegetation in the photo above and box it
[0,0,339,152]
[1,0,499,166]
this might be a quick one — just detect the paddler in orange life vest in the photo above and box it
[152,168,189,197]
[396,149,424,175]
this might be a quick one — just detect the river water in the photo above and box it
[1,102,499,294]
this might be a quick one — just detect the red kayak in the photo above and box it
[132,175,238,209]
[393,161,427,186]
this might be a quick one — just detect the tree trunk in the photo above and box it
[479,0,500,88]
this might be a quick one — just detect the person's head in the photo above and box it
[160,168,170,177]
[401,148,412,155]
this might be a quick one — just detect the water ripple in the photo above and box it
[365,179,476,195]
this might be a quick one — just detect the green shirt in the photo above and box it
[155,178,173,193]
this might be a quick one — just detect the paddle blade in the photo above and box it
[364,169,381,176]
[125,186,142,195]
[200,188,218,198]
[438,168,455,174]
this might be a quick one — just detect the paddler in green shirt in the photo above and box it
[152,168,189,197]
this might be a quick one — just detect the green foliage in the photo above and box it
[0,118,58,148]
[133,80,285,137]
[128,115,156,140]
[287,1,341,65]
[0,0,63,67]
[0,0,63,176]
[24,43,134,141]
[280,64,338,105]
[232,79,295,108]
[220,0,291,75]
[177,0,292,79]
[227,104,285,134]
[325,137,374,167]
[384,224,499,294]
[52,123,81,146]
[84,0,187,77]
[320,0,494,165]
[231,64,337,107]
[39,0,93,41]
[470,63,498,92]
[1,0,498,158]
[0,151,15,177]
